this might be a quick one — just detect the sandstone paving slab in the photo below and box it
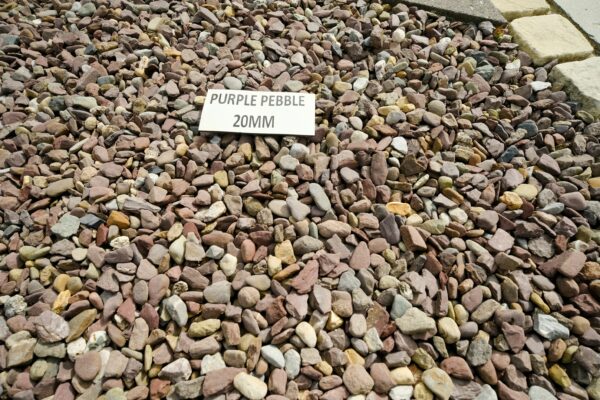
[510,14,594,65]
[551,0,600,48]
[491,0,550,20]
[550,57,600,117]
[392,0,507,24]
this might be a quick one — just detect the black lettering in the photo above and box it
[210,93,218,103]
[265,115,274,128]
[248,115,260,128]
[233,114,240,127]
[237,94,244,105]
[299,97,304,106]
[284,96,291,106]
[261,95,268,106]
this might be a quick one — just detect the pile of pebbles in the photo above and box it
[0,0,599,399]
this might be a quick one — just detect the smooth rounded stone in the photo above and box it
[514,183,538,201]
[261,345,285,368]
[349,314,368,337]
[233,372,268,400]
[279,155,299,171]
[286,197,311,220]
[422,368,454,400]
[475,384,498,400]
[284,349,301,379]
[19,246,50,261]
[390,294,412,319]
[219,253,238,276]
[396,307,437,337]
[471,300,502,324]
[309,183,331,211]
[343,364,374,395]
[438,317,461,344]
[428,100,446,116]
[391,137,408,154]
[318,220,352,238]
[238,287,260,308]
[390,385,414,400]
[203,281,231,303]
[223,76,243,90]
[284,80,304,92]
[529,386,557,399]
[74,351,101,381]
[559,191,587,210]
[293,235,324,255]
[189,319,221,337]
[390,367,415,385]
[448,208,468,224]
[269,199,290,217]
[295,322,317,347]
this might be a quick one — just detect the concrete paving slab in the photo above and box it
[510,14,594,65]
[550,57,600,118]
[551,0,600,48]
[392,0,507,24]
[491,0,550,20]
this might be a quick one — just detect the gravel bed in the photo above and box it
[0,1,599,400]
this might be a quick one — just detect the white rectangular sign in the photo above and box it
[199,89,315,136]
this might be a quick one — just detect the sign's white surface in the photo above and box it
[199,89,316,136]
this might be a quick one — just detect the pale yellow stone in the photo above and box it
[214,170,228,188]
[175,143,188,157]
[344,349,365,365]
[164,48,181,57]
[52,290,71,313]
[326,311,343,330]
[500,191,523,209]
[274,240,296,265]
[53,274,70,292]
[514,183,538,201]
[189,319,221,337]
[386,202,413,216]
[315,361,333,375]
[377,105,400,116]
[391,367,415,385]
[239,143,252,161]
[549,364,571,388]
[414,382,434,400]
[531,292,551,313]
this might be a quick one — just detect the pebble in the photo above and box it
[422,368,454,400]
[233,372,268,400]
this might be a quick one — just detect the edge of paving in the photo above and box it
[546,0,600,52]
[492,1,599,119]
